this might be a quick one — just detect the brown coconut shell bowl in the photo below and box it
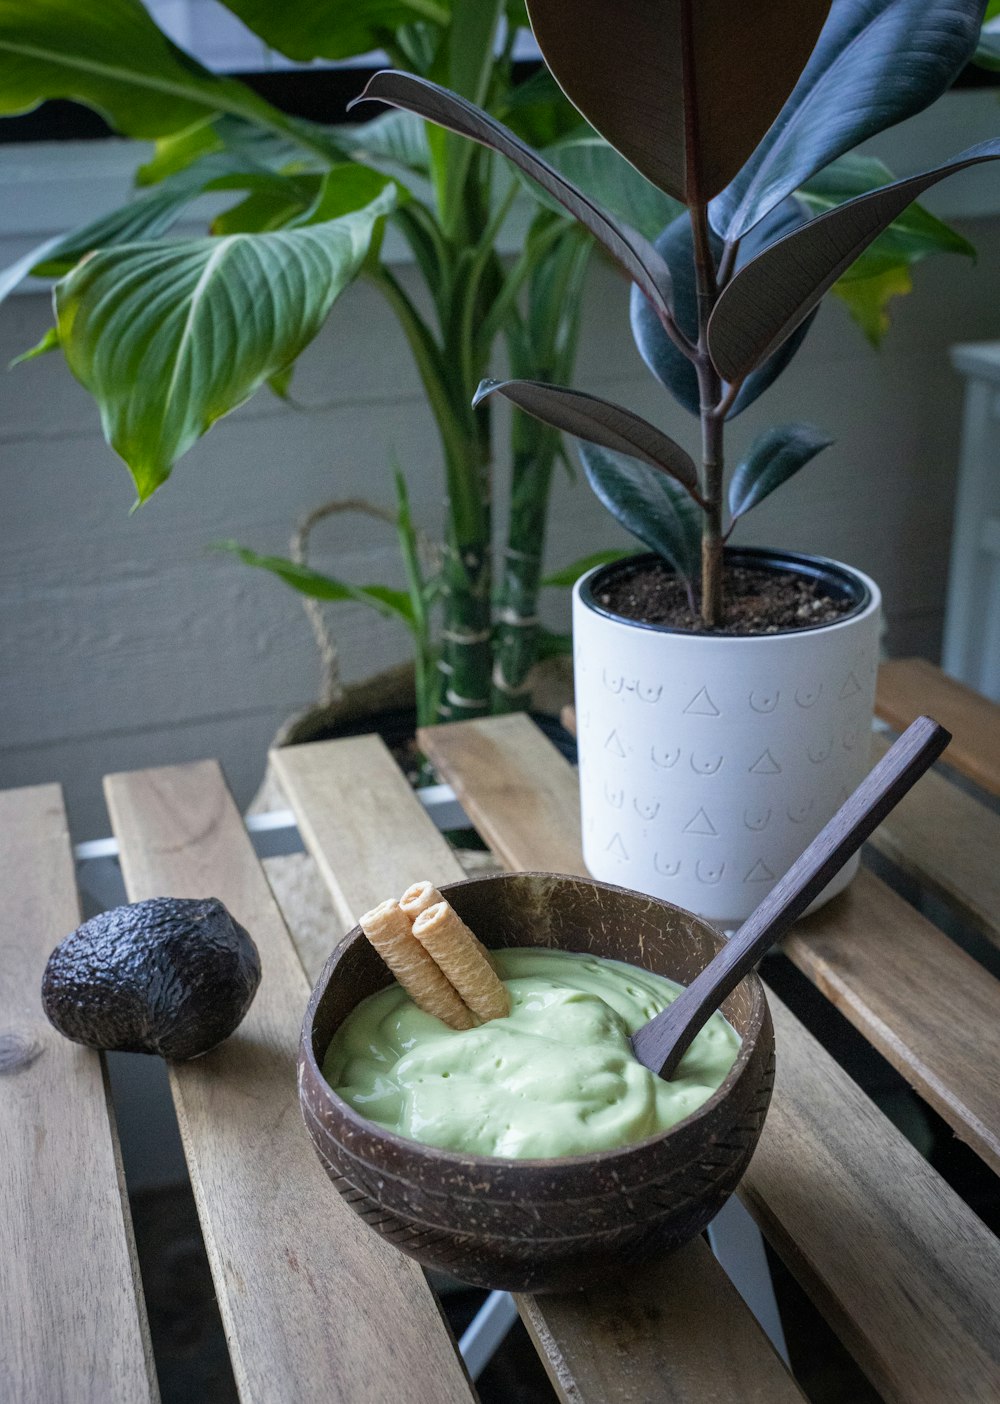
[298,872,775,1293]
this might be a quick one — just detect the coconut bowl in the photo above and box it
[298,871,774,1293]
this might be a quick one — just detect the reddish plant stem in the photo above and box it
[690,202,724,628]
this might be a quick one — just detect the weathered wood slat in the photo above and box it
[514,1238,804,1404]
[866,732,1000,948]
[421,715,1000,1403]
[876,657,1000,796]
[786,867,1000,1173]
[104,761,473,1404]
[272,737,801,1404]
[0,784,158,1404]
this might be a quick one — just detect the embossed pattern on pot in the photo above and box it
[574,551,882,926]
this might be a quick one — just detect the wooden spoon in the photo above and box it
[631,714,951,1081]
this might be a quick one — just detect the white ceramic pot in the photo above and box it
[572,548,881,929]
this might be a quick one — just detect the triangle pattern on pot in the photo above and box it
[605,833,628,860]
[839,670,862,699]
[604,729,626,757]
[749,748,782,775]
[745,859,776,883]
[683,686,721,716]
[682,807,718,836]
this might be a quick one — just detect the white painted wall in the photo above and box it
[3,93,1000,839]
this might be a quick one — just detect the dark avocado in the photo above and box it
[41,897,262,1060]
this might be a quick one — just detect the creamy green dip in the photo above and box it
[322,948,740,1159]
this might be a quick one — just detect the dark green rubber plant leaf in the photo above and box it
[473,379,699,492]
[709,139,1000,382]
[578,443,701,586]
[711,0,987,241]
[0,0,285,137]
[215,544,418,631]
[214,0,449,63]
[55,179,397,502]
[728,424,833,523]
[524,0,831,202]
[351,71,675,322]
[630,199,815,419]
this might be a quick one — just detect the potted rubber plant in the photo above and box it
[355,0,998,926]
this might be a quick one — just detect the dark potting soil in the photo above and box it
[597,559,855,635]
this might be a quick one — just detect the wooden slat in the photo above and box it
[272,737,802,1404]
[514,1238,804,1404]
[866,732,1000,948]
[104,761,473,1404]
[786,867,1000,1173]
[877,657,1000,796]
[422,715,1000,1403]
[0,784,158,1404]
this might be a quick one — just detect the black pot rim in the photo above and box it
[579,546,875,639]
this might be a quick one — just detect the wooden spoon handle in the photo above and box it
[632,715,951,1080]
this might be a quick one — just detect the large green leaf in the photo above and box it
[796,153,974,345]
[473,378,699,491]
[728,424,833,522]
[55,180,397,501]
[426,0,503,235]
[831,264,913,345]
[542,548,636,587]
[797,155,974,273]
[540,134,684,242]
[214,0,449,63]
[525,0,831,203]
[711,0,986,241]
[216,544,418,631]
[974,8,1000,69]
[353,72,675,321]
[349,110,430,176]
[709,139,1000,383]
[0,180,221,307]
[33,191,197,278]
[0,0,282,137]
[578,443,701,585]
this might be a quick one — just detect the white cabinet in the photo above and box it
[944,342,1000,701]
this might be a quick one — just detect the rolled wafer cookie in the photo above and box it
[400,881,499,972]
[399,881,444,920]
[359,899,476,1030]
[411,901,510,1022]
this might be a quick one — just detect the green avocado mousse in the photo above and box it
[322,947,740,1159]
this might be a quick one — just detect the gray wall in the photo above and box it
[3,98,1000,839]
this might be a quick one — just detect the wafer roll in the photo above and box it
[359,899,476,1030]
[412,901,510,1022]
[400,881,499,972]
[399,881,444,920]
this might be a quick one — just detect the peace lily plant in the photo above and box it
[346,0,995,923]
[0,0,977,739]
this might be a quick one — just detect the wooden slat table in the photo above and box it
[5,661,1000,1402]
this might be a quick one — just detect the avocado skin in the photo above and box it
[41,897,262,1060]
